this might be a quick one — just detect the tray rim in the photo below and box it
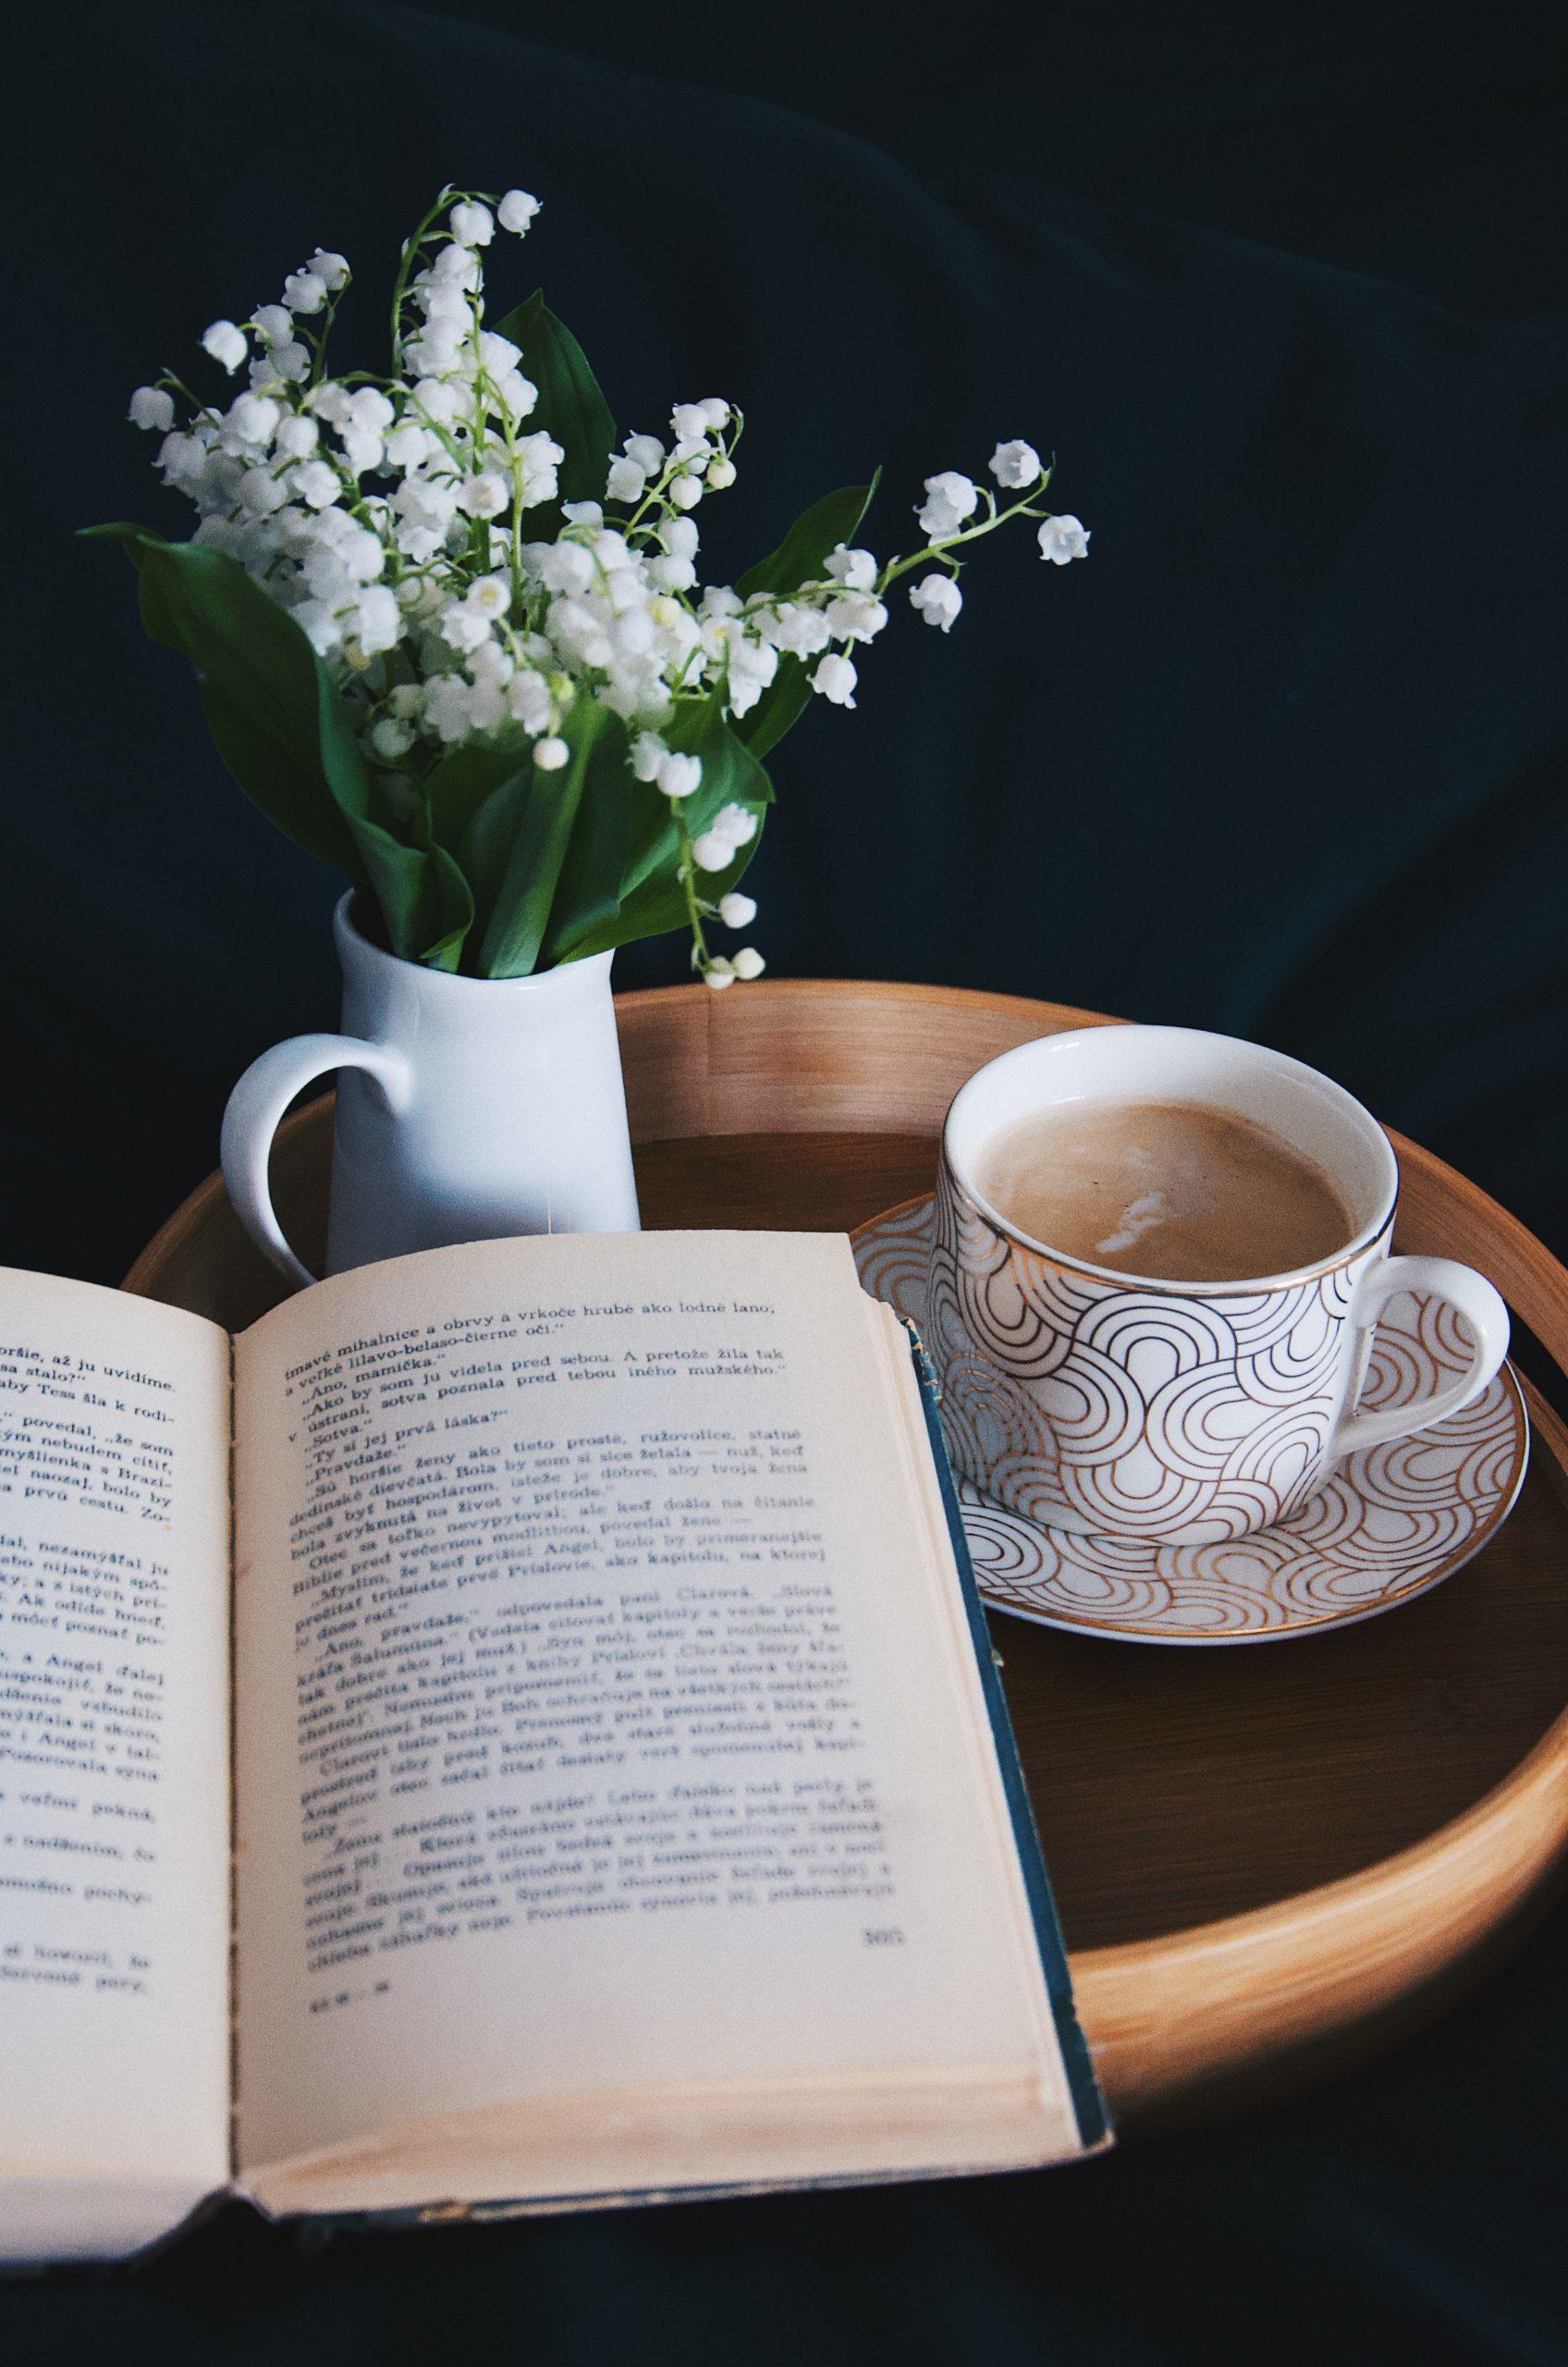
[120,978,1568,2127]
[1072,1376,1568,2120]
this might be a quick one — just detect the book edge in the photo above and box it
[901,1322,1111,2155]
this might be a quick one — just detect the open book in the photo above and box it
[0,1231,1106,2264]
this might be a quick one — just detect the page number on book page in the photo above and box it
[309,1980,392,2016]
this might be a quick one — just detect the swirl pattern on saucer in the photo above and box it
[854,1195,1528,1643]
[928,1161,1365,1542]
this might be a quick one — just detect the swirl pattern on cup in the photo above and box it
[852,1194,1527,1643]
[929,1162,1362,1541]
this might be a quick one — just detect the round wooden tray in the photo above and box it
[125,981,1568,2135]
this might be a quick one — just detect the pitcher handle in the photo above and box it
[221,1034,412,1291]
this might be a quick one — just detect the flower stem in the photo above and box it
[388,186,466,367]
[673,805,712,973]
[876,469,1057,595]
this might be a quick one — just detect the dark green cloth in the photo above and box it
[5,4,1567,2357]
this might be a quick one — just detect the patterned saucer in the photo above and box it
[853,1196,1530,1645]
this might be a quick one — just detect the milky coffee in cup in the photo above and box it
[973,1098,1355,1285]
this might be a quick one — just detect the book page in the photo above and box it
[232,1233,1075,2192]
[0,1269,231,2251]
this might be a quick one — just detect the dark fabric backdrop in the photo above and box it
[4,3,1567,2359]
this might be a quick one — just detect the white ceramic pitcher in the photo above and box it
[221,893,641,1287]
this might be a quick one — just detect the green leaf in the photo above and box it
[423,712,633,975]
[87,524,364,878]
[85,526,468,969]
[423,735,538,860]
[406,793,476,974]
[462,702,626,977]
[565,699,770,962]
[728,474,881,761]
[424,736,554,968]
[490,291,617,537]
[439,755,537,968]
[538,727,635,968]
[736,472,881,601]
[730,653,812,762]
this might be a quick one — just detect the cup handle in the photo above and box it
[1329,1254,1511,1462]
[221,1034,412,1291]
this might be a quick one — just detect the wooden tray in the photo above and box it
[125,981,1568,2134]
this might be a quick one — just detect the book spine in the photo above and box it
[902,1323,1110,2153]
[227,1330,242,2183]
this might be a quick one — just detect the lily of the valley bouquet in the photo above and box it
[93,187,1087,986]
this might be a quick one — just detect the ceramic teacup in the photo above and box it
[929,1025,1511,1545]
